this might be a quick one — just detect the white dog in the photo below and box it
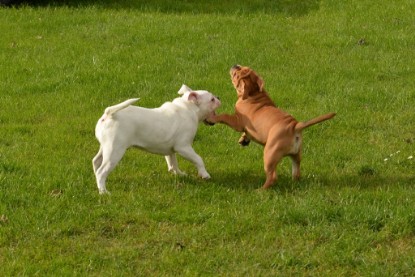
[92,85,221,194]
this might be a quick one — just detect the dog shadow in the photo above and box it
[210,169,415,193]
[210,168,306,192]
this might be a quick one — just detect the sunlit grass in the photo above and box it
[1,0,415,275]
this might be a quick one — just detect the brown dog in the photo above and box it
[207,65,336,189]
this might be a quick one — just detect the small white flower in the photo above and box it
[384,158,389,162]
[408,156,413,160]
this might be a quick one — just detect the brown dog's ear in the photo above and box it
[238,68,252,100]
[257,75,264,92]
[240,79,249,100]
[239,70,264,99]
[239,68,251,79]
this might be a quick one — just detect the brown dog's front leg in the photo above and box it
[238,132,250,146]
[208,113,244,132]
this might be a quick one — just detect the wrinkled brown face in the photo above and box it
[229,65,264,100]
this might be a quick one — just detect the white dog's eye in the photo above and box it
[211,98,215,101]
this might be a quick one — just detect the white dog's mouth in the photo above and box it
[203,119,215,126]
[203,111,216,126]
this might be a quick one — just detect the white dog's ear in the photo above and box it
[178,84,192,95]
[187,92,199,104]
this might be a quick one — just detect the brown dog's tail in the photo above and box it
[295,113,336,131]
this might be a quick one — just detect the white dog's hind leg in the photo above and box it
[176,146,210,179]
[165,154,186,175]
[95,146,126,194]
[92,147,103,174]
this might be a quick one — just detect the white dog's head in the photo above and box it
[178,84,221,124]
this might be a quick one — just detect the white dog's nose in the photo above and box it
[215,97,221,107]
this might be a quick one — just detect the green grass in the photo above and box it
[1,0,415,275]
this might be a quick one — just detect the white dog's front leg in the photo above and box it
[165,154,186,176]
[176,146,211,179]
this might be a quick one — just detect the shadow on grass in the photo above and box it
[212,169,415,193]
[10,0,321,16]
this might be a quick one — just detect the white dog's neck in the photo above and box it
[172,97,202,120]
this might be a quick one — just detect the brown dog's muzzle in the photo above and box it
[230,65,252,90]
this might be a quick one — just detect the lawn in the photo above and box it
[1,0,415,275]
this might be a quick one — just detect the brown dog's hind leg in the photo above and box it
[262,144,284,189]
[262,169,277,189]
[290,152,301,181]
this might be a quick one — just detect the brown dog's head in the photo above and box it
[230,65,264,100]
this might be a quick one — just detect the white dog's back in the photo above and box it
[96,98,198,155]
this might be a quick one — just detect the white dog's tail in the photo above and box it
[104,98,140,117]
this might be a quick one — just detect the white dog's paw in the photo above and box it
[99,189,111,195]
[177,170,187,176]
[168,168,187,176]
[199,172,211,180]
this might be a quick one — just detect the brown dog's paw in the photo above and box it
[238,135,250,146]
